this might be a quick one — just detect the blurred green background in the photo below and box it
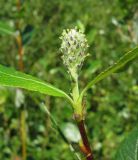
[0,0,138,160]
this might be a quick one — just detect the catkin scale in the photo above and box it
[60,28,89,80]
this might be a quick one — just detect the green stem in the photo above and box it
[72,78,79,102]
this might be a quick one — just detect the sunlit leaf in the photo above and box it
[0,65,72,102]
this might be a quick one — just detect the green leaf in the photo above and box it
[114,57,137,73]
[0,65,72,103]
[0,21,15,35]
[114,62,131,73]
[81,47,138,96]
[40,103,81,160]
[115,127,138,160]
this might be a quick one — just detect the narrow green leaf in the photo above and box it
[40,103,81,160]
[115,127,138,160]
[0,65,72,103]
[0,21,15,35]
[114,57,137,73]
[81,47,138,96]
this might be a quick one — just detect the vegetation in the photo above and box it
[0,1,138,160]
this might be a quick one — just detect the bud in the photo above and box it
[60,28,89,80]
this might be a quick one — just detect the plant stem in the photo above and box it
[17,0,21,11]
[20,109,27,160]
[16,1,27,159]
[76,119,94,160]
[16,32,27,160]
[16,33,27,160]
[71,73,94,159]
[16,33,24,71]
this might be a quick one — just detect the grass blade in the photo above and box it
[0,21,15,35]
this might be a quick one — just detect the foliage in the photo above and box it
[115,126,138,160]
[0,64,70,98]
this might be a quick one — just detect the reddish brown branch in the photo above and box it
[16,29,26,160]
[77,120,94,160]
[17,0,21,11]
